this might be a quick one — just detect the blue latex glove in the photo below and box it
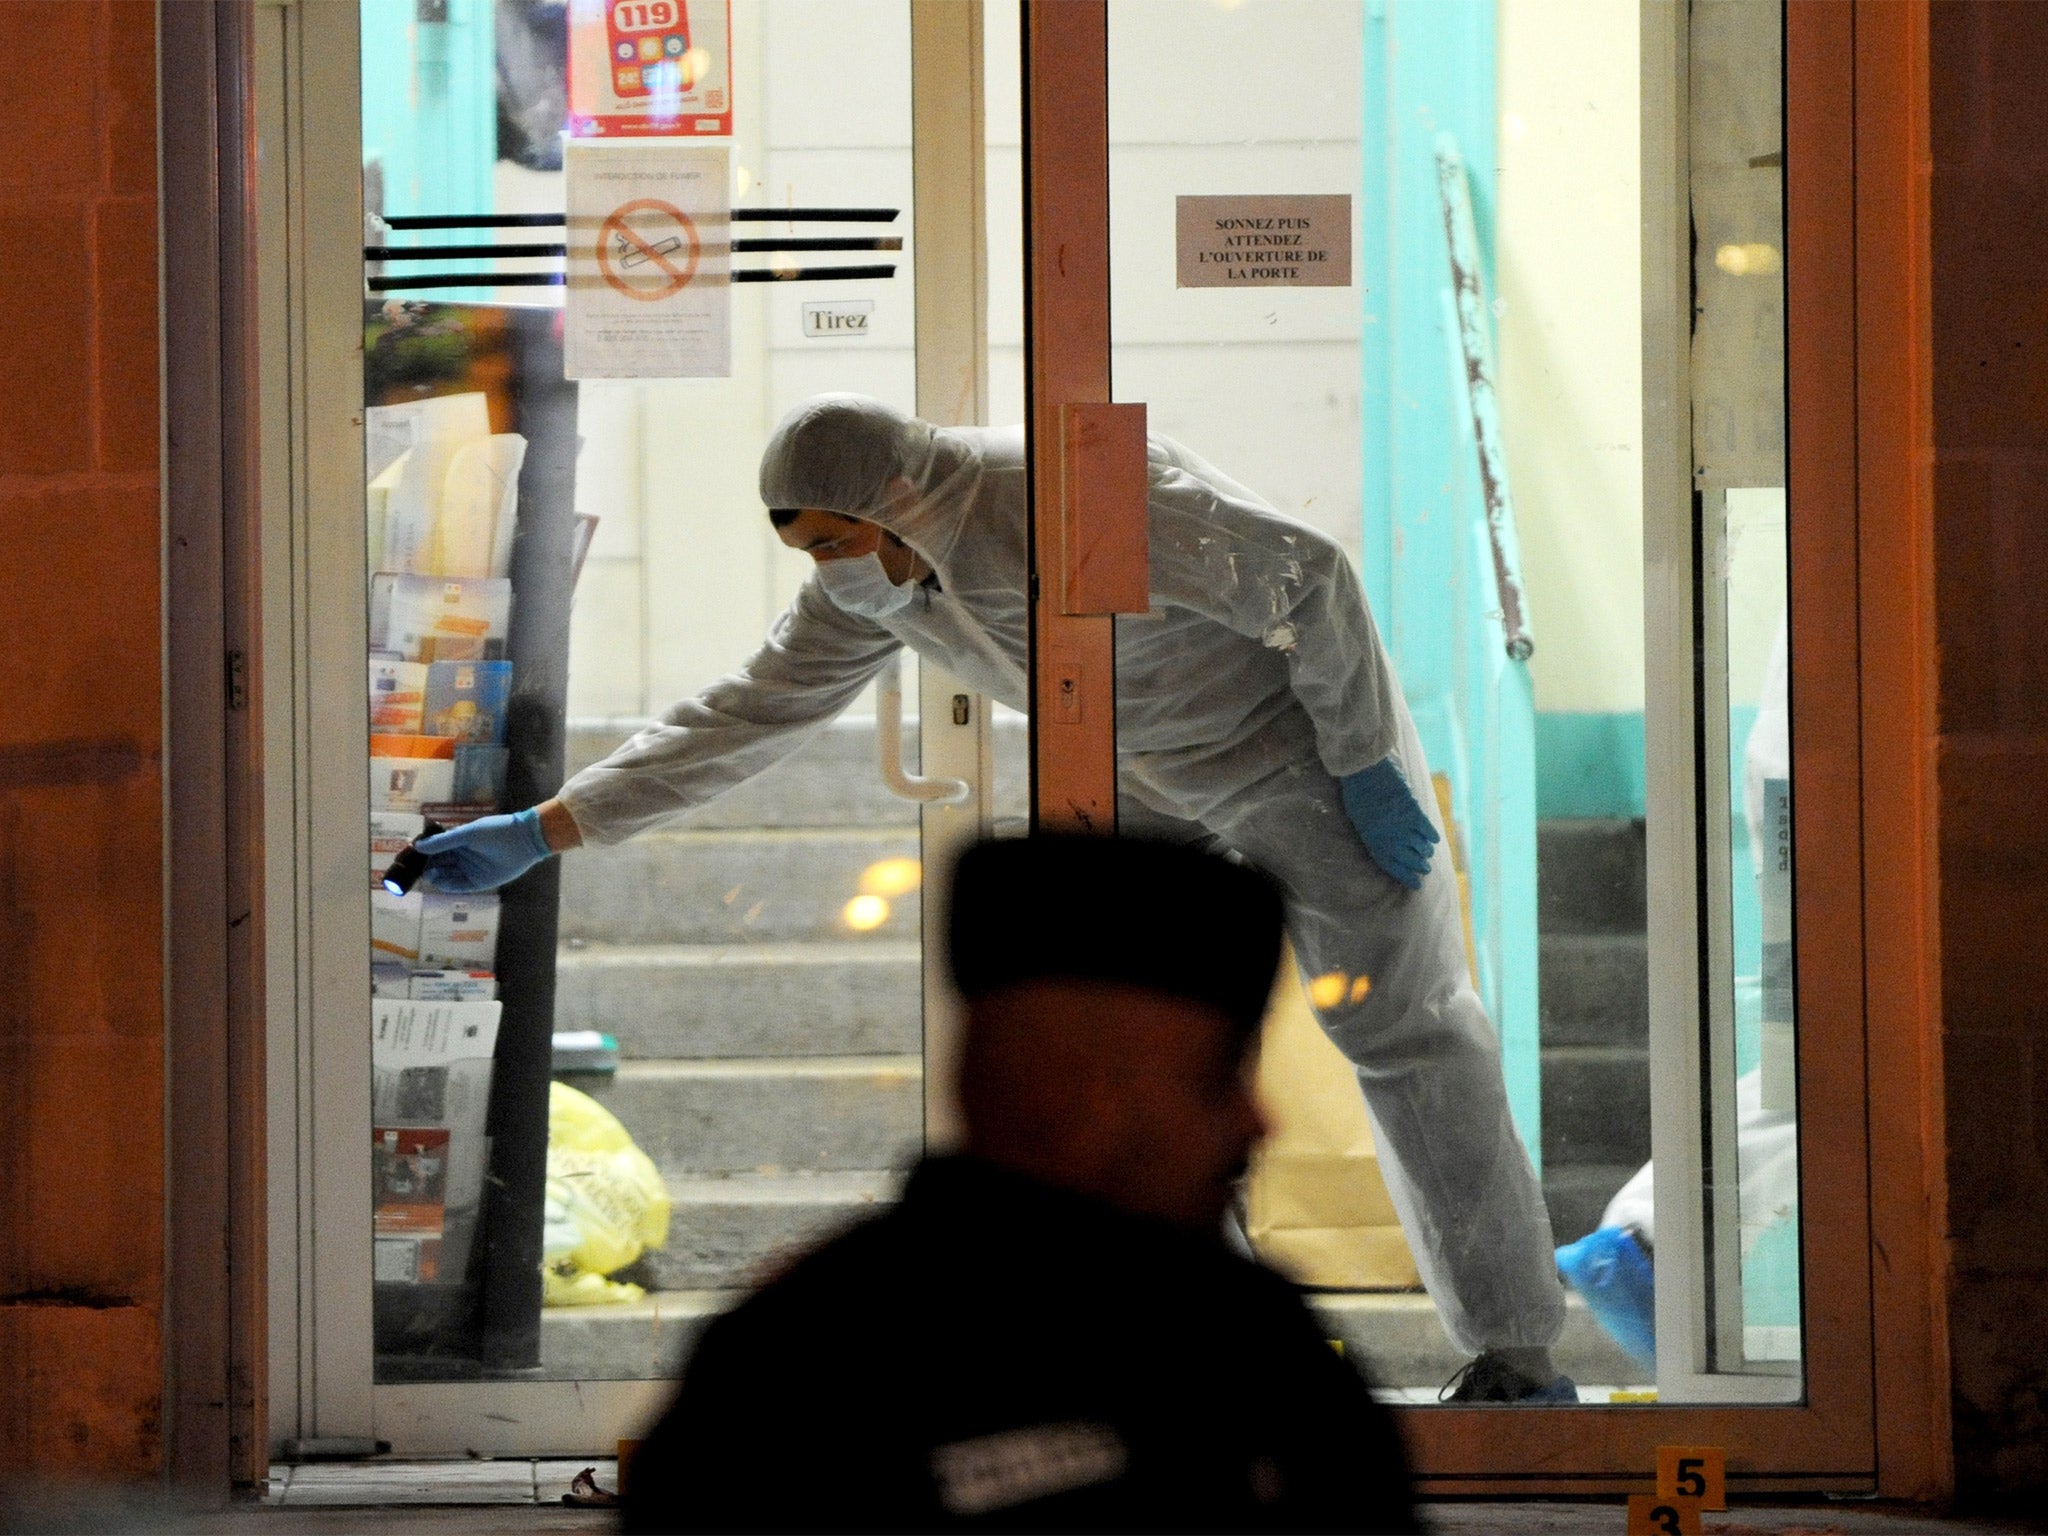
[1339,757,1440,891]
[417,807,553,893]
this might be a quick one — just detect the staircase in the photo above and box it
[551,718,929,1321]
[537,727,1641,1389]
[1536,818,1652,1245]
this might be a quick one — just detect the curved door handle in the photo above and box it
[876,652,970,804]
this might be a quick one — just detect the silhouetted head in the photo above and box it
[946,835,1285,1232]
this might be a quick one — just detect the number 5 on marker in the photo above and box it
[1656,1444,1727,1510]
[1626,1493,1701,1535]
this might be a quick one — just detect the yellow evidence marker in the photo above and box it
[1656,1444,1727,1510]
[1625,1492,1701,1535]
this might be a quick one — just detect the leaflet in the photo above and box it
[420,892,502,971]
[408,969,499,1002]
[374,575,513,664]
[371,754,456,815]
[369,656,429,733]
[371,998,502,1286]
[424,660,512,742]
[370,888,425,964]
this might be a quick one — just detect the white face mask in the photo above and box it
[815,550,916,619]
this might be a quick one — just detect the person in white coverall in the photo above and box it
[421,394,1571,1401]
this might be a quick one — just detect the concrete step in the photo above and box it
[537,1287,1646,1392]
[621,1170,902,1291]
[560,827,921,946]
[1538,818,1647,936]
[555,940,920,1059]
[1537,931,1649,1049]
[566,712,1030,831]
[1540,1160,1641,1247]
[1540,1044,1650,1168]
[578,1056,923,1178]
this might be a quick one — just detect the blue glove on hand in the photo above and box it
[417,807,553,893]
[1339,757,1440,891]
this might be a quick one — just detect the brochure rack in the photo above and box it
[366,303,577,1379]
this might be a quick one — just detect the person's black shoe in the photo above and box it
[1438,1350,1579,1404]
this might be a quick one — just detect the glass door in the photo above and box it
[263,0,1012,1456]
[1022,0,1873,1489]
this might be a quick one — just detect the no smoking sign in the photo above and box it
[564,141,730,379]
[595,197,702,301]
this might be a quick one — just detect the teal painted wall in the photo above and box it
[362,0,500,294]
[1535,711,1647,819]
[1362,0,1543,1167]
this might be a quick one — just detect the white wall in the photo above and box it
[1495,0,1645,715]
[1104,0,1366,567]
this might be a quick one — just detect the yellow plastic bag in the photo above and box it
[542,1081,672,1306]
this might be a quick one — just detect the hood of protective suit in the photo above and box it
[758,394,983,568]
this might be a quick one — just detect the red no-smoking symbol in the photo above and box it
[596,198,702,301]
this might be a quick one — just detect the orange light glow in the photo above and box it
[1715,241,1782,277]
[1307,972,1348,1011]
[843,894,890,932]
[858,857,922,899]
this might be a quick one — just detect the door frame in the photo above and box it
[1016,0,1942,1497]
[162,0,268,1490]
[230,0,1951,1491]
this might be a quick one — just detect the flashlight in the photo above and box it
[381,818,447,897]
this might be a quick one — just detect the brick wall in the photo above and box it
[1930,0,2048,1502]
[0,0,165,1480]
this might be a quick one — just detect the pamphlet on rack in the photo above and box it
[420,892,502,971]
[452,744,509,806]
[372,998,502,1285]
[370,656,429,732]
[365,393,526,582]
[366,393,490,485]
[373,575,513,663]
[370,736,457,814]
[373,1126,452,1281]
[420,800,496,829]
[454,745,509,806]
[424,660,512,741]
[371,888,425,964]
[409,969,499,1002]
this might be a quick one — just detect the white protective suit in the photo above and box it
[559,395,1564,1355]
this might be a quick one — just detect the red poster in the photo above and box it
[568,0,734,139]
